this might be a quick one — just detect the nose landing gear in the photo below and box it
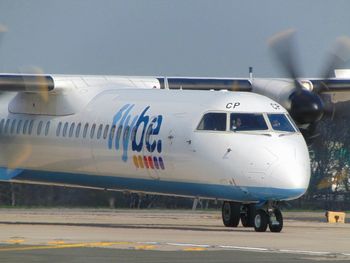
[222,201,283,233]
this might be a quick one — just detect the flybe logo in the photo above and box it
[108,104,165,170]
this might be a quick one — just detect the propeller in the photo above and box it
[268,29,350,144]
[0,24,7,44]
[316,36,350,92]
[0,25,51,174]
[268,29,324,125]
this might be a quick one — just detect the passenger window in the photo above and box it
[69,123,75,138]
[197,113,227,131]
[230,113,268,131]
[56,122,62,136]
[116,125,123,141]
[0,119,4,134]
[4,119,10,133]
[62,122,68,137]
[268,114,296,132]
[83,123,89,138]
[145,125,152,142]
[123,126,130,140]
[45,121,50,136]
[75,122,82,138]
[109,125,116,141]
[103,124,109,139]
[28,120,34,135]
[37,121,43,135]
[97,124,103,139]
[131,126,137,141]
[10,119,16,134]
[90,124,96,139]
[17,120,23,134]
[23,120,29,134]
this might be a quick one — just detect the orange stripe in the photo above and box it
[133,155,139,168]
[138,155,144,168]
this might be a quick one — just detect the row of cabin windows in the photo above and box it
[55,122,139,141]
[0,118,51,136]
[56,121,111,140]
[0,119,116,140]
[0,118,146,142]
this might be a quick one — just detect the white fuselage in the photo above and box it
[0,83,310,202]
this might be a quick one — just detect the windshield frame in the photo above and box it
[267,113,298,133]
[230,112,269,132]
[195,111,299,134]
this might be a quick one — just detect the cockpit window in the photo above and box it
[197,113,226,131]
[230,113,268,131]
[267,114,296,132]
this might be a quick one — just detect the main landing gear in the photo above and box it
[221,201,283,233]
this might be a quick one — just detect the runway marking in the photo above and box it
[278,249,331,255]
[47,241,66,245]
[166,242,211,248]
[134,245,156,250]
[183,247,208,251]
[219,245,268,251]
[0,239,349,260]
[6,239,25,244]
[0,241,135,252]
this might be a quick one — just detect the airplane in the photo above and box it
[0,29,347,233]
[0,73,311,233]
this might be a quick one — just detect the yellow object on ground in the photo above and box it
[325,211,346,223]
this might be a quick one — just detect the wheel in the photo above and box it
[222,201,240,227]
[268,209,283,233]
[254,209,269,232]
[240,213,249,227]
[240,204,255,227]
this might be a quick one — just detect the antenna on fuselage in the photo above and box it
[249,66,253,80]
[164,76,169,89]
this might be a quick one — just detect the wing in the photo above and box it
[0,74,54,92]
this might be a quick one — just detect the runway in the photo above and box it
[0,209,349,262]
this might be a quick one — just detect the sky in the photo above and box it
[0,0,350,77]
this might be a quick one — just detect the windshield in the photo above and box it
[230,113,268,131]
[267,114,296,132]
[197,112,227,131]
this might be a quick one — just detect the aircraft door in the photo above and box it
[165,113,194,173]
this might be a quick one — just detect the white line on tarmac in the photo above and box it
[159,241,350,257]
[166,243,211,248]
[219,245,268,251]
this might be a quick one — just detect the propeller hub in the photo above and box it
[289,89,324,124]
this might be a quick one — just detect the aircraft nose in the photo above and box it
[269,134,311,199]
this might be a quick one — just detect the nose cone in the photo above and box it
[269,134,311,200]
[290,89,324,124]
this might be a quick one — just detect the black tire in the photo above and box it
[240,204,255,227]
[222,201,240,227]
[254,209,269,232]
[268,209,283,233]
[240,213,249,227]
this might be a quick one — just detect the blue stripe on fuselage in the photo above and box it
[0,168,24,180]
[0,168,306,202]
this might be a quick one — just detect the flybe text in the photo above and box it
[108,104,163,163]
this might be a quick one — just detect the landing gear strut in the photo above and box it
[221,201,283,232]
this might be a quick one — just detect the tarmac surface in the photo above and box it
[0,209,348,262]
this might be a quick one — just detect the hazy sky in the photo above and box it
[0,0,350,77]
